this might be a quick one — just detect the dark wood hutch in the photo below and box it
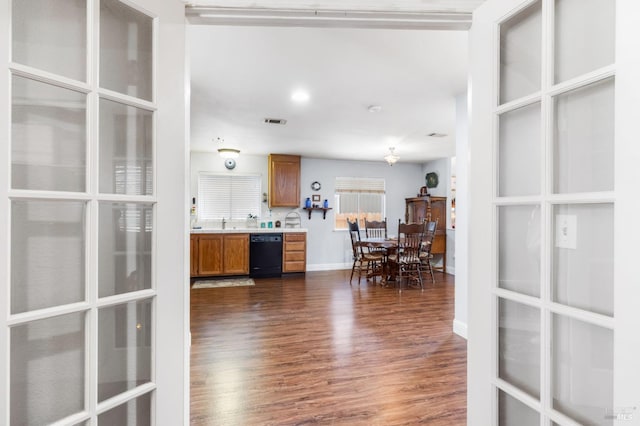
[405,195,447,273]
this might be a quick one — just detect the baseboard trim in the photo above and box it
[453,319,468,340]
[307,263,351,272]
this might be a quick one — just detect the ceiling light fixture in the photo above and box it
[218,148,240,159]
[384,147,399,166]
[368,105,382,113]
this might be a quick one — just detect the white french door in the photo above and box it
[0,0,187,424]
[468,0,640,425]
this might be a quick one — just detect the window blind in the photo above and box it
[335,177,385,193]
[334,177,385,229]
[197,173,261,220]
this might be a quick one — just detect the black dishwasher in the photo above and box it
[249,233,283,278]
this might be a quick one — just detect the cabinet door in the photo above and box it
[197,234,223,276]
[190,235,198,276]
[223,234,249,275]
[269,154,300,207]
[406,198,429,223]
[430,197,447,227]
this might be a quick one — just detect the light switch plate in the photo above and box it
[555,214,577,249]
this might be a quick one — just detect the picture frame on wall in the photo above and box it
[312,194,321,202]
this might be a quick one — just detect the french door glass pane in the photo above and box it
[99,203,153,298]
[554,0,615,83]
[100,0,153,101]
[97,392,152,426]
[553,78,614,194]
[552,314,613,425]
[498,103,541,196]
[12,75,86,192]
[498,205,540,297]
[11,200,86,314]
[12,0,86,81]
[99,98,153,195]
[499,1,542,104]
[98,299,152,402]
[11,312,85,425]
[498,298,540,398]
[498,390,540,426]
[552,203,613,316]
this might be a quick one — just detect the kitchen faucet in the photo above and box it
[222,217,226,229]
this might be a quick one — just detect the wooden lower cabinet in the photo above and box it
[191,233,249,277]
[283,233,306,273]
[222,234,250,275]
[190,234,199,276]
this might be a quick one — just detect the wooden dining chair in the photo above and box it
[364,218,388,256]
[364,218,387,239]
[420,219,438,284]
[347,218,383,285]
[388,220,426,291]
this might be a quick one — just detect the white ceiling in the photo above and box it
[188,1,479,163]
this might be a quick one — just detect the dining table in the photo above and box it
[357,236,397,285]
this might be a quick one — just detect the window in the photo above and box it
[334,177,385,229]
[197,173,261,220]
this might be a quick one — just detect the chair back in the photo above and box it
[425,219,437,237]
[423,220,437,254]
[397,221,426,264]
[365,218,387,239]
[347,218,362,259]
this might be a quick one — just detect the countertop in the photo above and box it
[191,227,307,234]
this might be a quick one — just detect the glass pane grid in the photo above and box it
[495,0,615,423]
[499,1,542,105]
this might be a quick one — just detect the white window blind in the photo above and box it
[197,174,261,220]
[334,177,385,229]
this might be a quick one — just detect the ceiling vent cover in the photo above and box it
[264,118,287,125]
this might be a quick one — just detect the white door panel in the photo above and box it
[469,0,640,424]
[1,0,187,424]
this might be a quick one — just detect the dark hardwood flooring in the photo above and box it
[190,270,466,425]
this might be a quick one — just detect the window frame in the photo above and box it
[334,177,386,230]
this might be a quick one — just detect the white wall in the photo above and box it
[190,152,424,269]
[301,157,423,270]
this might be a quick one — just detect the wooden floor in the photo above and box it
[190,270,467,425]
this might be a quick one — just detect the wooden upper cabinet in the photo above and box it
[268,154,300,208]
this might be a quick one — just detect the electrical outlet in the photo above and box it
[555,214,577,249]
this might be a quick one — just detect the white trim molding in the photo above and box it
[185,6,472,30]
[453,318,468,339]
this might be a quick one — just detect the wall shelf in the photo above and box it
[303,207,332,220]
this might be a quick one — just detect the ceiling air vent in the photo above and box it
[264,118,287,125]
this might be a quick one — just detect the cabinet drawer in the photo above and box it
[284,251,305,262]
[283,261,305,272]
[284,241,305,251]
[284,233,306,242]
